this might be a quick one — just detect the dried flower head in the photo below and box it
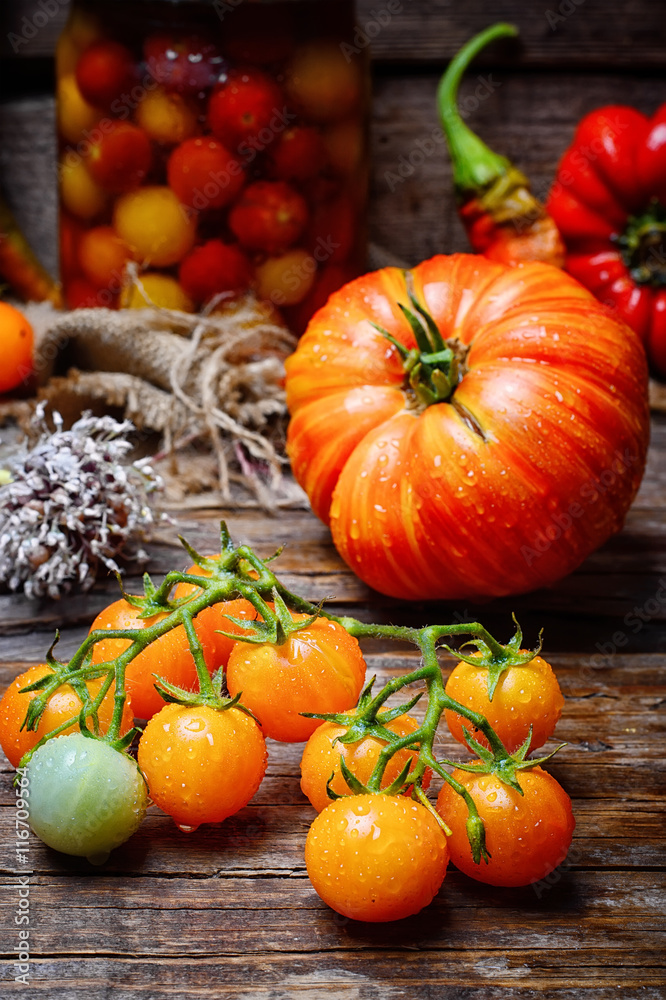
[0,405,162,599]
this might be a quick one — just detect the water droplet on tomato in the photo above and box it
[87,851,110,865]
[177,824,199,833]
[185,718,205,733]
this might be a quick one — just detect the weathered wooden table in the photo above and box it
[1,448,666,998]
[1,0,665,996]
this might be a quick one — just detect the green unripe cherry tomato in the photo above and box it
[26,733,147,864]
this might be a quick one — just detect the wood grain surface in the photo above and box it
[2,0,665,67]
[1,417,665,997]
[1,0,665,996]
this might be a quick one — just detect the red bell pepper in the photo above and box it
[437,23,565,269]
[547,104,666,375]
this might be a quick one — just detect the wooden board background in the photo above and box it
[1,0,665,997]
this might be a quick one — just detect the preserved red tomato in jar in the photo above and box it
[57,0,369,330]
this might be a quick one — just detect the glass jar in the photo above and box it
[56,0,369,332]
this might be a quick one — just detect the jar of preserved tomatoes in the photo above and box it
[56,0,369,331]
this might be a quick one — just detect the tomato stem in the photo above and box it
[372,288,469,408]
[616,198,666,287]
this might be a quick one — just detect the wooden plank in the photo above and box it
[1,872,664,954]
[0,958,664,1000]
[2,0,666,67]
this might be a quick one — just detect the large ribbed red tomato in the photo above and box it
[285,253,649,600]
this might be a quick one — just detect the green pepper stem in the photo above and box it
[437,22,518,194]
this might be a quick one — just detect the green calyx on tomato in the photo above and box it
[437,723,566,798]
[443,615,543,700]
[215,585,322,648]
[15,633,142,766]
[372,286,469,408]
[616,197,666,287]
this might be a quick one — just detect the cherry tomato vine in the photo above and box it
[3,522,573,916]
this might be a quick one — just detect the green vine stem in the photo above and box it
[17,522,557,862]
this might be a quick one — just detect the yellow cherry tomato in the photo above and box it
[114,186,197,267]
[135,89,199,145]
[121,273,194,312]
[305,794,449,922]
[57,73,101,145]
[66,8,103,50]
[285,41,363,123]
[60,157,108,220]
[255,249,316,306]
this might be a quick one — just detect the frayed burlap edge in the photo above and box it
[5,294,308,510]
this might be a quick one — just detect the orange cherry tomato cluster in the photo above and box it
[57,3,368,329]
[0,534,575,922]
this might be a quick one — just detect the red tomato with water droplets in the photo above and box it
[285,253,649,601]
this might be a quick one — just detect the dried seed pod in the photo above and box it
[0,404,162,598]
